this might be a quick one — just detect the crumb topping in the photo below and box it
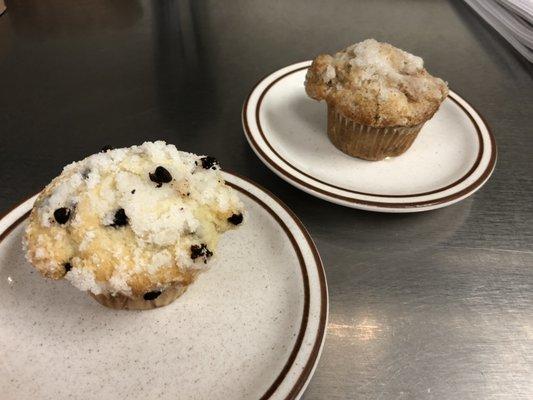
[305,39,448,127]
[24,141,244,297]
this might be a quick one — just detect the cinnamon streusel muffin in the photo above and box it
[305,39,448,160]
[24,141,244,310]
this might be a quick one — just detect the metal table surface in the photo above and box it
[0,1,532,399]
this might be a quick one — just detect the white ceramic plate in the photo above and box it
[242,61,497,212]
[0,172,327,400]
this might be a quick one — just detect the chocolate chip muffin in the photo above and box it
[24,141,244,310]
[305,39,448,160]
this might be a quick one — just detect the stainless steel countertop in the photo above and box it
[0,1,531,399]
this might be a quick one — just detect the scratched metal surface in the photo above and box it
[0,1,532,399]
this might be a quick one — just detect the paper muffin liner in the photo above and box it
[90,283,189,310]
[327,103,426,161]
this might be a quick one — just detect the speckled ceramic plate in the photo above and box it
[242,61,497,212]
[0,172,327,400]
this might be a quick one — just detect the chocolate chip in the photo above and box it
[143,291,162,301]
[149,166,172,187]
[190,244,213,260]
[131,189,136,194]
[81,169,91,179]
[64,262,72,272]
[228,213,243,225]
[200,156,218,170]
[110,208,128,227]
[101,145,113,152]
[53,208,71,224]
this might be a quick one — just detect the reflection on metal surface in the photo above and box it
[328,318,382,341]
[152,0,218,127]
[314,197,472,258]
[6,0,142,37]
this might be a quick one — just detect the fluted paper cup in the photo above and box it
[327,103,425,161]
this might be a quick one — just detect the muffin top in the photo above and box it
[24,141,244,297]
[305,39,448,127]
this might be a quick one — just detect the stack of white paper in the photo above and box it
[464,0,533,62]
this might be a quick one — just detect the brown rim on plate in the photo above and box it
[242,62,497,209]
[0,171,328,400]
